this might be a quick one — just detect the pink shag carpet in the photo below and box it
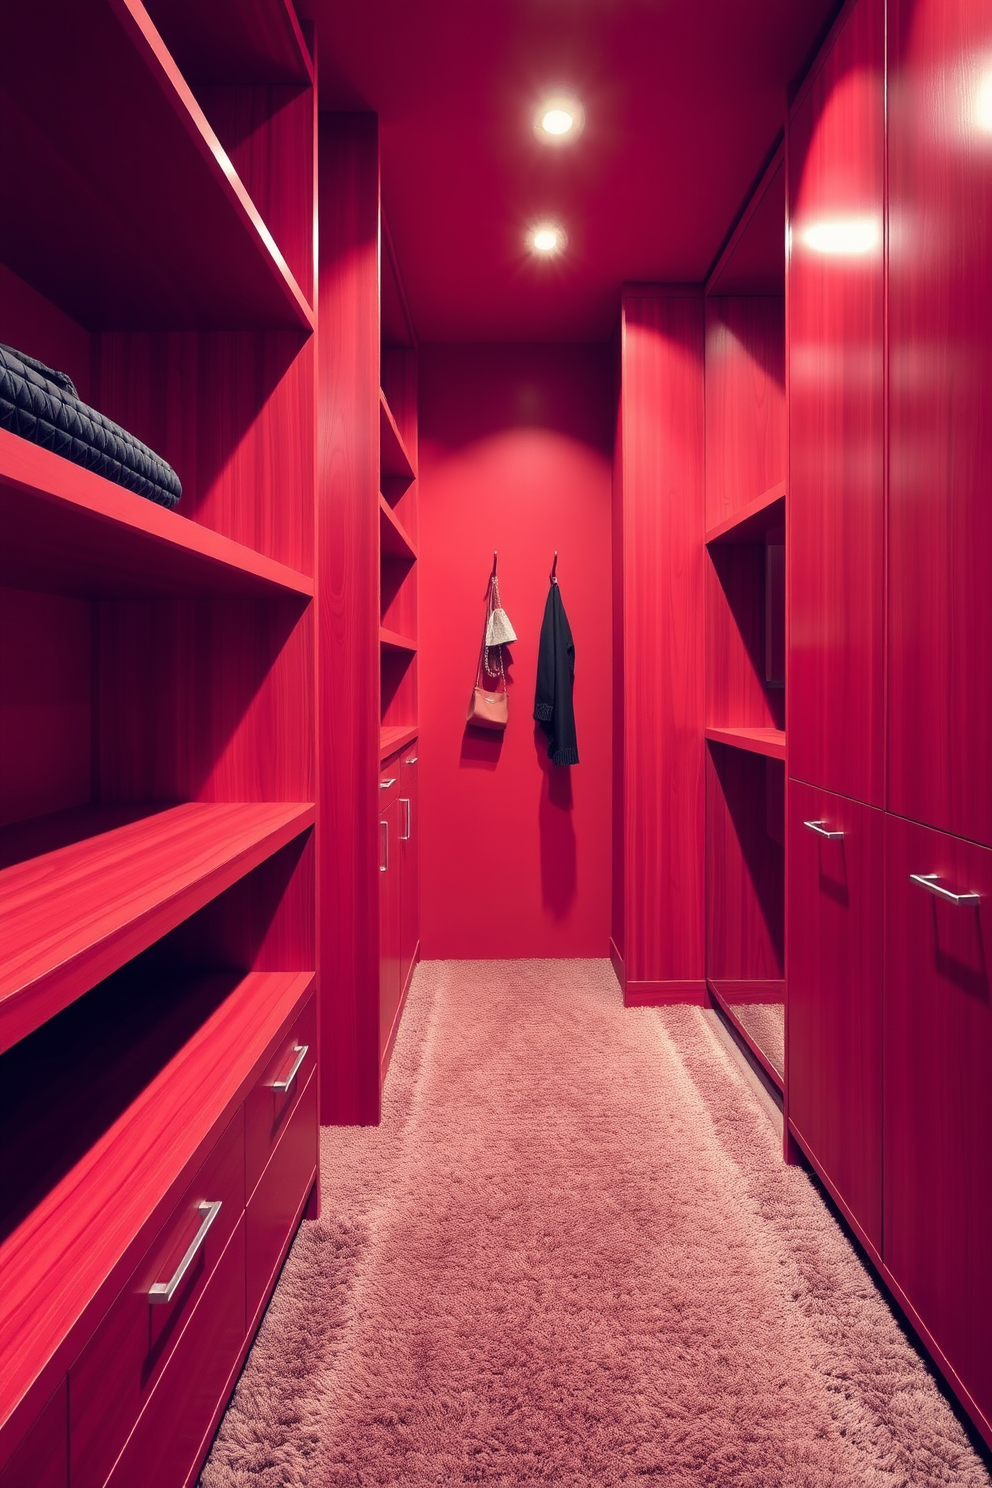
[199,960,990,1487]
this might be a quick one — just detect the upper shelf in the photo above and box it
[380,390,416,484]
[380,724,419,761]
[0,0,314,331]
[143,0,313,86]
[379,627,417,655]
[379,494,417,563]
[0,431,313,600]
[705,726,786,762]
[0,800,315,1056]
[705,482,786,546]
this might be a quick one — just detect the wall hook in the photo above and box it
[550,551,558,584]
[491,550,498,578]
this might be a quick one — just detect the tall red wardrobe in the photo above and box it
[786,0,992,1448]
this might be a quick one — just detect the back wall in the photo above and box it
[418,343,613,958]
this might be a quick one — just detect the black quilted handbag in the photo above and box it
[0,343,182,509]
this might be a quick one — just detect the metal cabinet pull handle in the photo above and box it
[399,798,411,840]
[380,819,388,872]
[380,777,397,789]
[149,1200,222,1304]
[804,820,844,840]
[404,755,418,765]
[271,1043,308,1092]
[910,873,979,906]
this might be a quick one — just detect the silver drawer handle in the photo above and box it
[380,777,397,789]
[399,798,411,840]
[271,1043,309,1092]
[804,820,844,840]
[910,873,980,906]
[404,755,418,765]
[149,1200,222,1304]
[380,819,388,871]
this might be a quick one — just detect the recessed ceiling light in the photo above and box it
[530,223,566,255]
[800,217,880,255]
[534,96,585,145]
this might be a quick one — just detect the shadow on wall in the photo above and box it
[535,725,577,918]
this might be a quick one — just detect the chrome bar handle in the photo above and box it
[804,820,844,840]
[404,755,418,765]
[399,798,411,840]
[910,873,980,906]
[149,1200,222,1304]
[380,819,388,872]
[380,777,397,789]
[271,1044,308,1092]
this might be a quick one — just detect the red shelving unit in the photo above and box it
[704,725,786,761]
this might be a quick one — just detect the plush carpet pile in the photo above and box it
[200,959,990,1487]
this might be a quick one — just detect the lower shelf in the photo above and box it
[0,800,315,1055]
[705,726,786,761]
[380,724,418,761]
[0,966,314,1450]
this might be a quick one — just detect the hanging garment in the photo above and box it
[534,581,579,765]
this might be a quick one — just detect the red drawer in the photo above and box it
[246,1071,318,1329]
[103,1217,246,1488]
[245,993,316,1199]
[2,1379,66,1488]
[68,1108,244,1488]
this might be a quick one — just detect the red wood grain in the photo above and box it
[704,296,786,532]
[245,994,317,1198]
[0,970,312,1444]
[378,793,402,1066]
[0,1380,66,1488]
[707,150,786,298]
[706,743,784,982]
[706,543,785,734]
[0,0,311,331]
[316,113,382,1124]
[246,1072,317,1327]
[379,496,417,562]
[619,290,706,985]
[380,724,419,762]
[704,727,786,761]
[399,749,420,1003]
[141,0,313,88]
[787,782,882,1249]
[705,482,785,545]
[0,802,314,1054]
[380,388,416,484]
[887,0,992,847]
[884,812,992,1433]
[787,0,885,806]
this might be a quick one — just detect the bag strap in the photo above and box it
[475,574,506,692]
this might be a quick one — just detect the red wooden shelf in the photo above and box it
[705,726,786,761]
[705,482,786,545]
[0,431,313,600]
[0,0,314,331]
[379,494,417,562]
[143,0,313,86]
[379,390,416,483]
[379,627,417,654]
[380,724,419,761]
[0,801,315,1056]
[0,968,313,1432]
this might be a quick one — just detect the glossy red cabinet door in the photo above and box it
[246,1073,318,1329]
[788,784,882,1250]
[379,795,401,1064]
[399,747,419,997]
[787,0,885,805]
[884,814,992,1428]
[887,0,992,846]
[2,1380,66,1488]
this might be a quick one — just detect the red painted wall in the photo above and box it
[418,344,613,958]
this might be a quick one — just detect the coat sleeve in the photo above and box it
[533,588,555,723]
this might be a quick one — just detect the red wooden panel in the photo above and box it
[0,589,91,829]
[884,813,992,1429]
[621,290,706,985]
[0,0,311,330]
[611,330,626,969]
[706,541,785,734]
[1,1380,66,1488]
[69,1111,243,1488]
[0,264,91,404]
[246,1073,317,1328]
[399,748,420,996]
[102,1217,246,1488]
[887,0,992,847]
[788,782,882,1250]
[379,796,402,1065]
[141,0,313,88]
[245,994,316,1199]
[787,0,884,805]
[0,970,311,1432]
[0,803,314,1054]
[704,296,785,532]
[316,113,381,1124]
[706,743,784,982]
[704,727,786,761]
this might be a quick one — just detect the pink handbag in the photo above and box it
[467,572,509,729]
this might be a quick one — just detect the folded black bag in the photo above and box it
[0,343,182,510]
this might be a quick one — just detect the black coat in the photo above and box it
[533,582,579,766]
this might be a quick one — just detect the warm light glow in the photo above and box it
[533,96,584,144]
[542,108,574,136]
[531,225,564,254]
[977,70,992,134]
[801,217,881,255]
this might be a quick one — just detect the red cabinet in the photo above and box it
[884,814,992,1430]
[887,0,992,847]
[399,748,420,997]
[787,783,882,1250]
[247,1073,318,1329]
[379,766,402,1068]
[1,1381,66,1488]
[787,0,885,805]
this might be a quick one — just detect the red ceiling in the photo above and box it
[305,0,839,342]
